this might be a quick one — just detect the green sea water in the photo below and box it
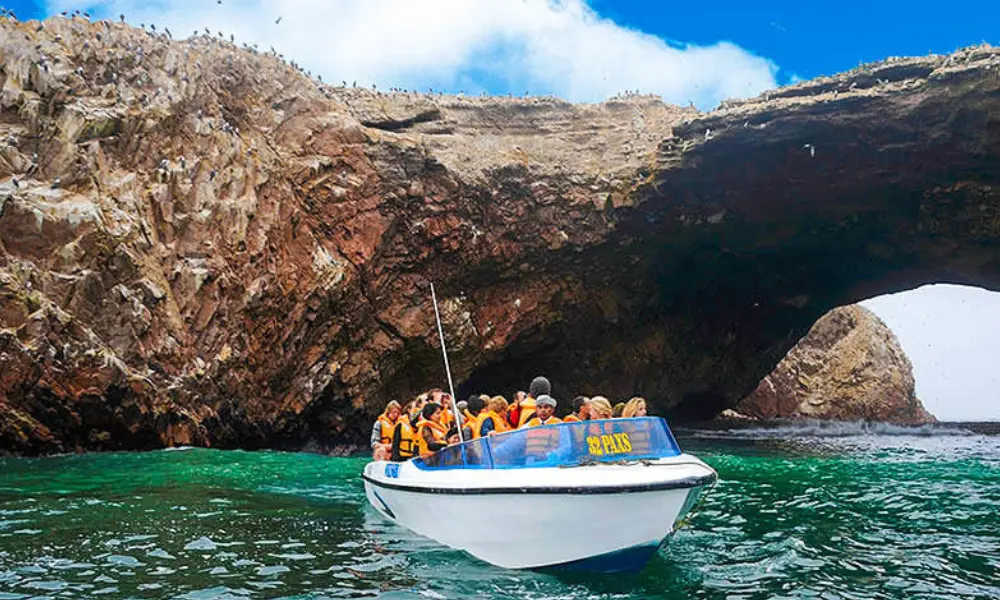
[1,424,998,599]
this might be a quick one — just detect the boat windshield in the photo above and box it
[413,417,682,470]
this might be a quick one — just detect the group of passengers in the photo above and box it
[370,376,649,461]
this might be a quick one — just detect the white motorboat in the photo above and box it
[362,416,717,572]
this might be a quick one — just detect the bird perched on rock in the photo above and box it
[11,177,19,188]
[120,14,125,22]
[51,178,61,189]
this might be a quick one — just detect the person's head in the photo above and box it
[446,426,460,445]
[422,402,442,422]
[589,396,613,420]
[428,388,444,404]
[414,393,429,412]
[384,401,402,422]
[613,402,626,418]
[572,396,590,419]
[468,394,486,415]
[513,390,527,404]
[457,400,468,413]
[536,395,556,420]
[488,395,509,416]
[441,393,453,409]
[622,397,647,418]
[529,376,551,398]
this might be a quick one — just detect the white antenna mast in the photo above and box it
[430,283,464,443]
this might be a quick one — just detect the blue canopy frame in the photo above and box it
[413,417,682,470]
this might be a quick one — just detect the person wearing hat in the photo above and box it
[523,395,563,461]
[516,375,552,427]
[524,395,562,427]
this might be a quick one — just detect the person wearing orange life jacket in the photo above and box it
[414,403,449,457]
[478,396,511,438]
[563,396,590,422]
[524,395,562,428]
[390,418,417,461]
[439,392,457,428]
[523,395,565,462]
[459,395,483,439]
[371,401,403,460]
[506,390,526,428]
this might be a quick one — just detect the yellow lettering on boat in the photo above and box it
[586,433,633,455]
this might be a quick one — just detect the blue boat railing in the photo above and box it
[413,417,682,470]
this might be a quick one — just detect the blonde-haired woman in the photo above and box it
[588,396,614,420]
[371,401,403,461]
[622,397,648,418]
[478,396,511,437]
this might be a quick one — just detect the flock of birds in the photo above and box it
[0,3,833,192]
[0,5,678,105]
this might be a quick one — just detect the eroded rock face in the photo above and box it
[0,16,996,453]
[731,306,935,424]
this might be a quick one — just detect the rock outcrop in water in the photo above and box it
[1,16,997,453]
[729,305,935,424]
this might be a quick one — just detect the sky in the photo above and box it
[3,0,999,420]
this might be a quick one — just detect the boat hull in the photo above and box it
[363,455,715,571]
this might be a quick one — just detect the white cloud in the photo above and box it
[49,0,778,108]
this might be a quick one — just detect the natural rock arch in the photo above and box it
[1,17,999,452]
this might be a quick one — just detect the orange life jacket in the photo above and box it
[415,418,448,457]
[464,412,484,439]
[479,411,510,437]
[517,397,537,428]
[392,419,417,460]
[376,415,396,445]
[563,414,581,423]
[524,416,562,428]
[524,417,562,457]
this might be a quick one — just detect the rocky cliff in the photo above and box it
[1,15,998,454]
[730,305,935,424]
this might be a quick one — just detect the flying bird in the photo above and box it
[275,16,282,25]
